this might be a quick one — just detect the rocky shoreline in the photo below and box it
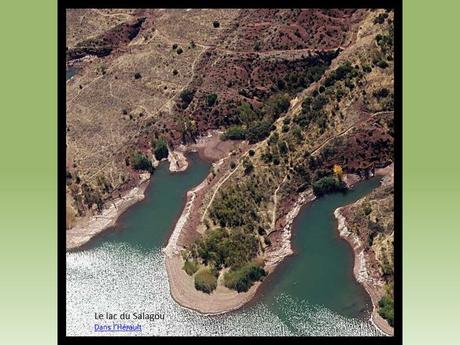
[65,132,229,252]
[333,164,395,336]
[334,207,393,336]
[66,173,151,251]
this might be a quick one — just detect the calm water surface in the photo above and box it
[66,154,382,336]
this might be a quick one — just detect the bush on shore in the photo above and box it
[222,125,246,140]
[129,152,154,173]
[312,175,346,196]
[183,259,199,276]
[194,268,218,294]
[223,261,266,292]
[152,137,169,160]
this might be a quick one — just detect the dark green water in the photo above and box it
[67,154,382,335]
[86,153,211,252]
[261,177,380,320]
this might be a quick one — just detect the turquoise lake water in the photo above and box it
[66,153,382,336]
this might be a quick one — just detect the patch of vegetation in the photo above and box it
[81,183,103,212]
[373,87,390,99]
[243,157,254,175]
[176,47,183,55]
[263,94,291,121]
[190,228,260,269]
[152,137,169,160]
[194,268,217,294]
[129,152,154,173]
[246,120,272,144]
[206,93,218,107]
[222,125,246,140]
[312,175,346,196]
[213,20,220,28]
[374,12,389,24]
[282,51,338,94]
[378,293,394,326]
[179,89,194,109]
[134,72,141,79]
[183,259,199,276]
[224,261,266,292]
[210,181,267,228]
[324,61,359,87]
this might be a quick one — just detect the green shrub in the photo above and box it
[378,294,394,326]
[376,60,389,69]
[224,262,266,292]
[278,141,288,155]
[213,21,220,28]
[373,88,390,99]
[194,268,217,294]
[129,152,154,173]
[179,89,194,108]
[238,102,258,125]
[183,260,199,276]
[264,94,290,120]
[223,126,246,140]
[152,137,169,160]
[246,120,272,144]
[324,62,357,87]
[191,228,260,269]
[176,47,183,54]
[243,158,254,175]
[206,93,218,107]
[312,175,346,196]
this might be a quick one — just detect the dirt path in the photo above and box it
[200,158,242,222]
[271,175,288,233]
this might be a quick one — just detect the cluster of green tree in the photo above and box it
[190,227,260,269]
[175,115,198,143]
[178,89,195,109]
[375,23,394,55]
[128,152,154,173]
[378,292,394,326]
[312,175,347,196]
[294,95,328,131]
[324,62,360,87]
[222,125,246,140]
[221,94,290,143]
[242,157,254,175]
[278,51,339,94]
[151,137,169,160]
[194,268,218,294]
[246,120,273,144]
[210,180,267,228]
[223,261,266,292]
[263,94,291,121]
[206,93,218,107]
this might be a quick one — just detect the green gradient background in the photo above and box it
[0,1,458,344]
